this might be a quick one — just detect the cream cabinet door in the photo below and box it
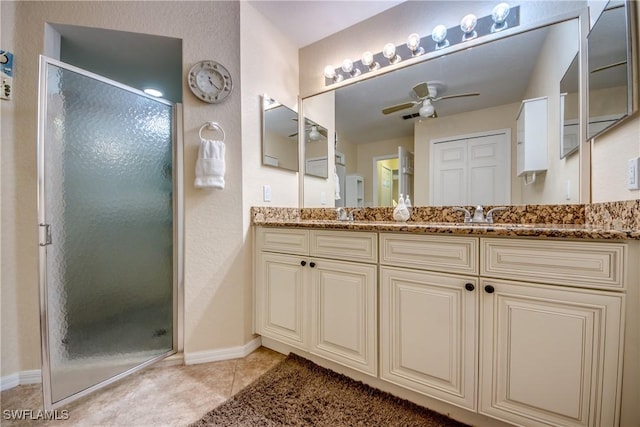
[380,266,478,410]
[255,252,308,351]
[479,279,623,427]
[310,259,377,376]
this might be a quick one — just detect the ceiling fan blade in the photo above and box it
[436,92,480,101]
[382,102,418,115]
[591,60,626,73]
[319,128,328,137]
[412,82,430,99]
[288,132,299,138]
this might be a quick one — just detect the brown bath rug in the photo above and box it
[190,352,468,426]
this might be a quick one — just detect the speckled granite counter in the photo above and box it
[251,202,640,240]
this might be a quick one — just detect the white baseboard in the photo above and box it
[184,336,262,365]
[0,369,42,391]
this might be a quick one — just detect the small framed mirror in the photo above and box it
[261,95,299,172]
[560,53,580,158]
[587,1,635,139]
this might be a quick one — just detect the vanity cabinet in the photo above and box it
[516,96,548,176]
[379,233,626,426]
[379,234,480,410]
[255,227,378,375]
[478,238,625,427]
[255,226,633,426]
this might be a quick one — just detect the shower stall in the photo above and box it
[37,56,181,409]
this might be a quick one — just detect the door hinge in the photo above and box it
[39,223,52,246]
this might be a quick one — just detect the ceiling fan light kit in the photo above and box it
[324,2,519,87]
[382,81,480,119]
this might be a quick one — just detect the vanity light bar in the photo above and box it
[323,3,520,86]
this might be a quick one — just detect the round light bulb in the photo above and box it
[460,14,477,34]
[406,33,424,56]
[324,65,336,79]
[382,42,400,64]
[431,25,448,43]
[382,43,396,59]
[407,33,420,50]
[361,51,374,66]
[419,100,435,117]
[341,59,354,73]
[492,3,510,25]
[309,126,321,141]
[361,51,379,70]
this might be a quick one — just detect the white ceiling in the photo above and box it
[247,0,406,48]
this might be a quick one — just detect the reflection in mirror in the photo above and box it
[303,118,329,178]
[587,1,632,139]
[261,95,299,172]
[560,54,579,158]
[303,18,581,208]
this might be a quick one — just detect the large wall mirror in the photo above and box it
[261,95,299,172]
[587,0,636,140]
[302,17,581,208]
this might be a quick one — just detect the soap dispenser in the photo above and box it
[393,194,410,222]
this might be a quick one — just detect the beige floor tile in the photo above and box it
[0,347,283,427]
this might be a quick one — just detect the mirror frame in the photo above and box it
[299,8,592,207]
[586,0,638,141]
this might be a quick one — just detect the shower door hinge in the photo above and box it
[39,223,52,246]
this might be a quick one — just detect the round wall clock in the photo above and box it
[188,60,233,103]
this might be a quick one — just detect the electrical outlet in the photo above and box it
[320,192,327,205]
[263,185,272,202]
[628,157,640,190]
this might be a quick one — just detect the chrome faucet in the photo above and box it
[347,208,361,221]
[486,206,508,223]
[336,207,361,221]
[472,205,485,222]
[453,207,472,223]
[335,207,348,221]
[453,205,507,224]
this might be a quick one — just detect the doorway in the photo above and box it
[37,57,179,409]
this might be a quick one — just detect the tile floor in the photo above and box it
[1,347,286,427]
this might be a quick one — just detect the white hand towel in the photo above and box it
[334,172,341,200]
[194,138,225,189]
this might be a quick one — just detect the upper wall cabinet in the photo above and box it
[587,0,638,139]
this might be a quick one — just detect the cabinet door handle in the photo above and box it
[300,260,306,266]
[484,285,495,294]
[309,262,316,268]
[464,283,475,292]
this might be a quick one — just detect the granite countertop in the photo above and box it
[253,218,640,240]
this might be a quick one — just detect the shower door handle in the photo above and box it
[39,223,53,246]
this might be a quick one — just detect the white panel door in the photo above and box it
[431,130,510,205]
[256,252,308,351]
[432,140,467,205]
[310,259,377,375]
[468,135,510,205]
[479,279,623,427]
[380,266,478,409]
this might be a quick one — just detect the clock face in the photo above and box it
[188,61,232,103]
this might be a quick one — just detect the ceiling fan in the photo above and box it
[382,81,480,118]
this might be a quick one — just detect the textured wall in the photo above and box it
[0,0,245,377]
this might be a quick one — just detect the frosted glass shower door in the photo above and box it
[37,57,176,409]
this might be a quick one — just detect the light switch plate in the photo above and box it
[263,184,272,202]
[628,157,640,190]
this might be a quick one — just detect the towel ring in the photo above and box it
[199,121,226,142]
